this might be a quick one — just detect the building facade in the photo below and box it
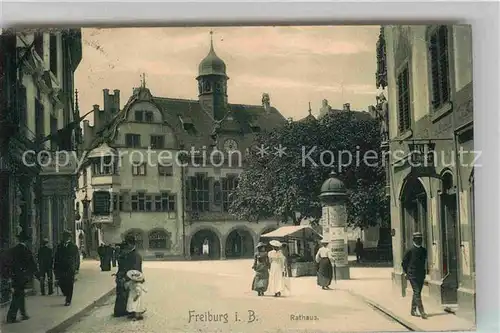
[0,29,82,303]
[76,35,287,260]
[383,25,474,322]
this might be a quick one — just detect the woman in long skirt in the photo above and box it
[113,235,143,317]
[267,240,287,297]
[252,242,270,296]
[315,238,334,290]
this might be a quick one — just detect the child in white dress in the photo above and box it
[125,270,147,320]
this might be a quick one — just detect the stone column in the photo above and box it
[319,171,350,280]
[220,239,226,260]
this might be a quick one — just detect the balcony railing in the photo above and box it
[91,210,121,225]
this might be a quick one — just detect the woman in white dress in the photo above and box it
[267,240,287,297]
[125,270,147,320]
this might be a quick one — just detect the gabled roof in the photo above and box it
[84,87,287,152]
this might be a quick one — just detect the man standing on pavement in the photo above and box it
[402,232,428,319]
[54,230,79,306]
[6,231,38,324]
[355,238,364,263]
[38,238,54,295]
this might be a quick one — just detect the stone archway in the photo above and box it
[400,176,429,253]
[190,229,221,260]
[225,228,255,258]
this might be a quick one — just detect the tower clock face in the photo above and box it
[223,139,238,152]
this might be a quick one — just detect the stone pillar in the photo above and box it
[319,171,350,280]
[220,239,226,260]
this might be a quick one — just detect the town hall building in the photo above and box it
[75,33,287,260]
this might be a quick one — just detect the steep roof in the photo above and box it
[84,87,287,151]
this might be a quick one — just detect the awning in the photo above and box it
[260,225,322,240]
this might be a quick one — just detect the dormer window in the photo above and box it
[250,125,261,132]
[178,115,195,131]
[145,111,153,122]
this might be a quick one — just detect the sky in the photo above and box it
[75,26,381,122]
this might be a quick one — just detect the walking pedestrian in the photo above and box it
[267,240,288,297]
[402,232,428,319]
[111,244,118,268]
[6,231,38,323]
[98,243,105,271]
[37,238,54,295]
[355,238,364,263]
[125,270,147,320]
[101,244,112,271]
[113,235,142,317]
[315,238,334,290]
[251,242,270,296]
[54,230,79,306]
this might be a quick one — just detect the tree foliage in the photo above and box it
[229,111,390,229]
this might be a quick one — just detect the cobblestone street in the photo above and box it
[65,260,408,333]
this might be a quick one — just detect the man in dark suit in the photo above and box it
[54,230,79,306]
[6,232,38,323]
[37,238,54,295]
[355,238,364,263]
[402,232,428,319]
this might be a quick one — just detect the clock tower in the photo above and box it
[197,31,229,121]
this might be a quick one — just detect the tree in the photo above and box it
[229,111,390,229]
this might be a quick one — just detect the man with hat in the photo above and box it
[54,230,79,306]
[6,231,38,323]
[37,238,54,295]
[402,231,428,319]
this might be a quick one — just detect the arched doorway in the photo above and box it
[190,229,221,260]
[259,227,277,242]
[439,171,459,304]
[400,177,429,254]
[225,229,254,258]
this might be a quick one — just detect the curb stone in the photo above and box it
[346,289,421,332]
[46,288,115,333]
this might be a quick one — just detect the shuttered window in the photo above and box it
[93,191,111,216]
[429,26,450,110]
[49,34,58,77]
[397,65,411,133]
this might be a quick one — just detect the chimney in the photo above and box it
[112,89,120,113]
[262,93,271,112]
[92,104,100,112]
[343,103,350,111]
[103,89,110,112]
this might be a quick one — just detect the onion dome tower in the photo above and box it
[196,31,229,121]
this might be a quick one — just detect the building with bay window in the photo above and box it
[75,34,286,260]
[1,29,82,303]
[381,25,475,323]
